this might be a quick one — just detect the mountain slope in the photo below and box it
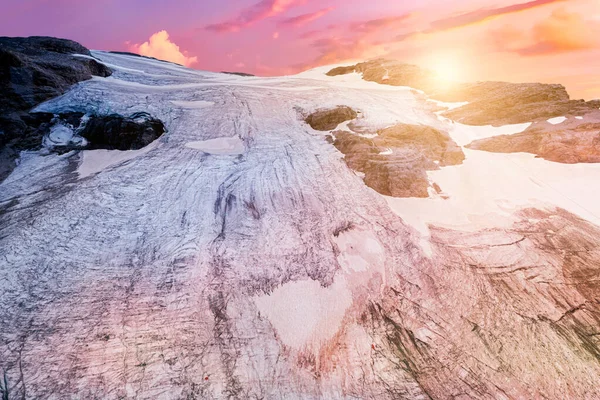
[1,47,600,399]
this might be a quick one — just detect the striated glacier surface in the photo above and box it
[1,52,600,399]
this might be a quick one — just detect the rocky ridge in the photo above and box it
[467,112,600,163]
[328,59,600,125]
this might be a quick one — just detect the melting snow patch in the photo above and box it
[547,116,567,125]
[575,116,584,120]
[78,141,159,178]
[334,228,385,274]
[254,277,352,350]
[185,136,245,155]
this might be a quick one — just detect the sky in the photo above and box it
[1,0,599,99]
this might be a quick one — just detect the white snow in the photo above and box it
[185,136,245,155]
[334,228,385,274]
[255,227,386,350]
[427,99,469,111]
[42,123,87,149]
[78,140,159,178]
[386,148,600,255]
[171,100,214,109]
[547,116,567,125]
[254,276,353,350]
[576,116,584,120]
[448,121,531,147]
[3,47,600,398]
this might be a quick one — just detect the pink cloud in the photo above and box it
[429,0,566,32]
[279,7,334,27]
[491,8,598,56]
[129,30,198,67]
[206,0,303,33]
[350,13,412,33]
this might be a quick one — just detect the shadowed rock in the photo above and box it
[466,112,600,163]
[305,106,357,131]
[332,124,464,197]
[0,36,112,181]
[77,112,165,151]
[221,71,255,77]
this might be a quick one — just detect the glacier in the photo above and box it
[1,52,600,399]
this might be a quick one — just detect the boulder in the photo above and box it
[305,106,357,131]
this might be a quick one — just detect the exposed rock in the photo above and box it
[332,124,464,197]
[467,112,600,163]
[304,106,357,131]
[327,60,435,93]
[328,59,600,126]
[372,207,600,399]
[0,36,112,181]
[221,71,255,77]
[441,83,600,125]
[109,51,185,66]
[2,47,600,399]
[76,112,165,151]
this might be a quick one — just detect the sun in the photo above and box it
[433,60,462,83]
[427,54,466,86]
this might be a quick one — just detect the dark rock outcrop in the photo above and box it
[77,112,165,151]
[328,59,600,126]
[332,124,464,197]
[30,112,165,153]
[221,71,255,77]
[0,36,112,181]
[305,106,357,131]
[466,113,600,163]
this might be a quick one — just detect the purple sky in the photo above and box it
[1,0,599,99]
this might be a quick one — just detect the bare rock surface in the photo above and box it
[304,106,357,131]
[328,59,600,126]
[1,50,600,399]
[0,36,113,180]
[331,124,464,197]
[467,112,600,163]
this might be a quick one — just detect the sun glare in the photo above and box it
[427,55,466,86]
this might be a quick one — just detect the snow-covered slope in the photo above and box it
[2,52,600,399]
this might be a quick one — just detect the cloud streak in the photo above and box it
[206,0,302,33]
[491,8,598,56]
[279,7,334,27]
[429,0,566,32]
[351,14,412,33]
